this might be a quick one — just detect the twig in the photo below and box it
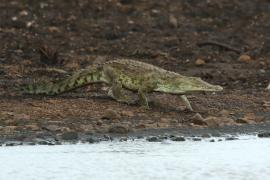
[33,67,68,74]
[197,40,242,54]
[267,84,270,90]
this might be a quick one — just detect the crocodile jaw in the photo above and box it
[155,76,223,94]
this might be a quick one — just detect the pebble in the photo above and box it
[238,54,252,63]
[225,137,238,141]
[192,138,202,141]
[102,109,121,120]
[119,137,128,142]
[108,124,129,134]
[257,132,270,138]
[171,136,185,142]
[195,58,206,66]
[169,14,178,28]
[86,137,100,143]
[5,141,23,146]
[201,133,211,138]
[146,136,162,142]
[190,113,207,126]
[209,139,215,142]
[61,132,79,141]
[103,135,113,141]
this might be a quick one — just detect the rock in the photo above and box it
[192,138,202,141]
[169,14,178,28]
[102,109,121,120]
[37,140,56,145]
[146,136,162,142]
[61,132,79,141]
[236,113,257,124]
[235,118,250,124]
[225,137,238,141]
[209,139,215,142]
[218,110,231,116]
[204,116,236,127]
[201,133,211,138]
[134,124,146,129]
[121,110,134,117]
[14,113,30,120]
[86,137,100,143]
[43,125,61,132]
[238,54,252,63]
[136,135,144,139]
[211,132,221,137]
[266,84,270,90]
[108,124,129,134]
[25,124,40,131]
[119,137,128,142]
[103,135,113,141]
[171,136,185,142]
[258,132,270,138]
[5,141,23,146]
[48,26,60,33]
[195,58,206,66]
[190,113,207,126]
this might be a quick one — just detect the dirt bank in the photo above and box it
[0,0,269,144]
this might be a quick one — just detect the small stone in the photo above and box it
[195,58,206,66]
[108,124,129,134]
[258,132,270,138]
[146,136,162,142]
[48,26,60,33]
[87,137,100,143]
[134,124,146,129]
[102,109,121,120]
[266,84,270,90]
[225,137,238,141]
[103,135,113,141]
[25,124,40,131]
[19,10,28,16]
[61,132,78,141]
[171,136,185,141]
[201,133,211,138]
[119,137,128,142]
[169,14,178,28]
[192,138,202,141]
[190,113,207,126]
[238,54,252,63]
[209,139,215,142]
[5,141,23,146]
[204,116,235,127]
[218,109,230,117]
[235,118,250,124]
[121,110,134,117]
[44,125,61,132]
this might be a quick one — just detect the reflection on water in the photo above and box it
[0,136,270,180]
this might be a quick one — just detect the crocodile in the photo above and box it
[22,59,223,111]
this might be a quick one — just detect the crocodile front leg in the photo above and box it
[180,95,193,111]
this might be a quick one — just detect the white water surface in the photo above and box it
[0,136,270,180]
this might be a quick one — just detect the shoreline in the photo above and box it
[1,122,269,146]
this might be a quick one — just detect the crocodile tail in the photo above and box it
[22,65,105,95]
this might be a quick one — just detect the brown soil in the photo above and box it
[0,0,269,142]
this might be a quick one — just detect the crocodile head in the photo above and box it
[154,75,223,94]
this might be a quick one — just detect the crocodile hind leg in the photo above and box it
[137,77,158,109]
[107,82,135,105]
[138,89,150,109]
[180,95,193,111]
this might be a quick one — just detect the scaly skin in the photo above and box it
[22,59,223,111]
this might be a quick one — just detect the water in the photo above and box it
[0,136,269,180]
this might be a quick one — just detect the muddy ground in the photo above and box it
[0,0,269,144]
